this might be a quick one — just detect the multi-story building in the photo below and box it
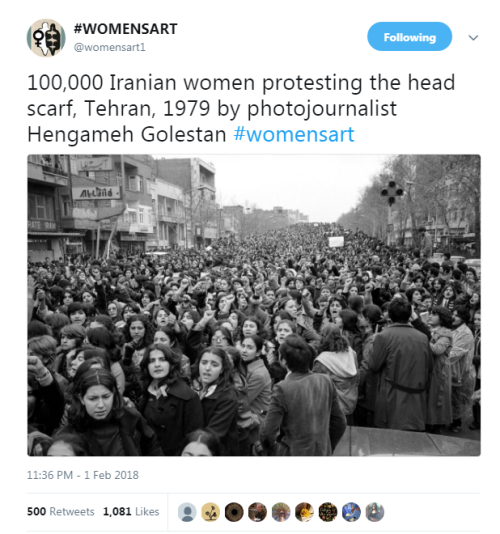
[155,178,186,248]
[28,155,83,262]
[59,155,156,254]
[156,158,218,247]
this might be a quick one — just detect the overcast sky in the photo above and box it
[155,155,389,222]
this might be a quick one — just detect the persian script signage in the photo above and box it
[72,186,121,200]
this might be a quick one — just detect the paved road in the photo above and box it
[440,415,480,442]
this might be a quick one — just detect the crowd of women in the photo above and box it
[27,223,481,456]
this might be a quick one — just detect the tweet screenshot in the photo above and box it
[10,0,497,532]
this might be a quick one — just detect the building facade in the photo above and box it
[156,158,218,248]
[28,155,82,262]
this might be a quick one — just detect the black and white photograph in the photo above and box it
[27,154,481,457]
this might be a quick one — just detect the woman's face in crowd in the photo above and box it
[107,303,118,318]
[443,286,454,299]
[70,310,86,326]
[465,271,476,283]
[71,352,86,375]
[47,442,75,457]
[211,330,229,348]
[141,294,151,307]
[241,337,259,362]
[284,300,298,318]
[429,312,441,328]
[80,385,114,420]
[63,292,73,306]
[422,297,433,311]
[434,280,442,292]
[129,320,146,342]
[155,309,169,327]
[295,280,304,290]
[321,288,332,299]
[228,312,239,330]
[218,297,227,311]
[199,352,223,386]
[148,349,170,380]
[153,330,171,346]
[82,292,94,304]
[470,292,480,306]
[242,320,258,337]
[412,291,422,305]
[181,441,212,457]
[329,300,343,317]
[349,286,359,296]
[125,270,132,279]
[276,322,294,344]
[181,312,195,330]
[362,274,370,283]
[122,306,135,322]
[60,334,76,351]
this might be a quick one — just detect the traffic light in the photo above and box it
[381,181,404,206]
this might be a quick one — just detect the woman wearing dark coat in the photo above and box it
[138,344,203,456]
[191,347,239,455]
[59,368,163,456]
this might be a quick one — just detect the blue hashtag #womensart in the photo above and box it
[233,128,355,142]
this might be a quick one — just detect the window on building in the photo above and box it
[129,211,137,223]
[128,175,143,192]
[28,193,55,220]
[62,195,71,216]
[139,209,144,224]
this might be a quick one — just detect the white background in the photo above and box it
[3,1,498,533]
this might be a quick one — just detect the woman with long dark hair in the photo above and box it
[58,368,162,456]
[138,344,203,455]
[190,347,239,455]
[313,324,359,424]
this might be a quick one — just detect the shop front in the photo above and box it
[119,233,148,253]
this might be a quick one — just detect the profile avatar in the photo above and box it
[178,502,196,522]
[366,502,384,522]
[27,19,65,57]
[342,502,361,522]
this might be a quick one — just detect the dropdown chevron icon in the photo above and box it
[469,35,478,41]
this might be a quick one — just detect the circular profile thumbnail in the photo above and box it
[201,502,220,522]
[225,502,244,522]
[366,502,384,522]
[318,502,337,522]
[272,502,291,522]
[342,502,361,522]
[295,502,314,522]
[248,502,267,522]
[178,503,196,522]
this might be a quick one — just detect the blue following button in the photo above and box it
[368,22,452,51]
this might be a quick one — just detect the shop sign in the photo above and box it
[28,220,57,231]
[72,186,121,200]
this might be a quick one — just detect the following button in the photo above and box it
[368,22,452,51]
